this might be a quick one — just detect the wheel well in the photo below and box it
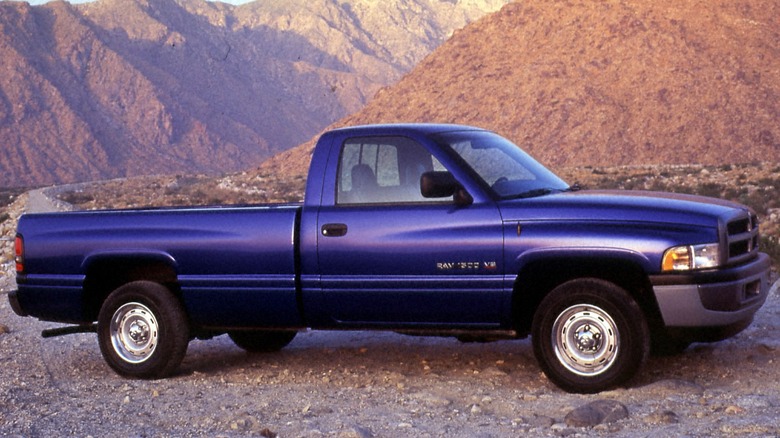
[512,258,663,335]
[83,258,179,321]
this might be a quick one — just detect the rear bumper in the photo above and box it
[7,290,27,317]
[650,253,771,331]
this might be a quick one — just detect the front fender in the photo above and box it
[508,247,658,335]
[512,246,655,274]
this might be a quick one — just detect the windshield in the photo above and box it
[431,130,570,199]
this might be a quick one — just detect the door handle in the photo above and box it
[321,223,348,237]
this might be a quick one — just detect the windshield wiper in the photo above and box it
[508,188,555,199]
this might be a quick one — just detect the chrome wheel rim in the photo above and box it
[552,304,619,376]
[110,302,158,364]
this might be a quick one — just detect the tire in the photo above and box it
[98,281,189,379]
[531,278,650,394]
[228,330,297,353]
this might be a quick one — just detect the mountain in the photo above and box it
[0,0,510,187]
[262,0,780,178]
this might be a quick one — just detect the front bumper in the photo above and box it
[8,290,28,317]
[650,252,771,329]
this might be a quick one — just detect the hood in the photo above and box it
[498,189,750,227]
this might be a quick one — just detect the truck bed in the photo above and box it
[16,204,304,328]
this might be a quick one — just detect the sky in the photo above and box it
[6,0,256,4]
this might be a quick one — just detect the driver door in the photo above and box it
[315,135,506,327]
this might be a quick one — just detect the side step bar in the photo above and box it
[42,323,97,338]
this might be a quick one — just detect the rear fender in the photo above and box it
[82,250,178,272]
[82,251,179,320]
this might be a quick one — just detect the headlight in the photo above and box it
[662,243,720,271]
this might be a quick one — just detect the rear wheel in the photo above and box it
[98,281,189,378]
[229,330,297,353]
[531,278,650,393]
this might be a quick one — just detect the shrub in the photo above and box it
[760,236,780,274]
[60,191,95,205]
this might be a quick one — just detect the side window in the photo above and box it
[337,136,444,205]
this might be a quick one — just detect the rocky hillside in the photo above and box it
[262,0,780,177]
[0,0,509,187]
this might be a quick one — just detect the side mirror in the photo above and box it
[420,171,473,206]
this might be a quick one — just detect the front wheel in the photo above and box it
[98,281,190,378]
[531,278,650,393]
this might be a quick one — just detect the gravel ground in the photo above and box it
[1,191,779,437]
[1,281,778,437]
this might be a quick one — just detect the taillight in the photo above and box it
[14,234,24,273]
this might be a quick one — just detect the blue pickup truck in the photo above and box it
[9,124,771,393]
